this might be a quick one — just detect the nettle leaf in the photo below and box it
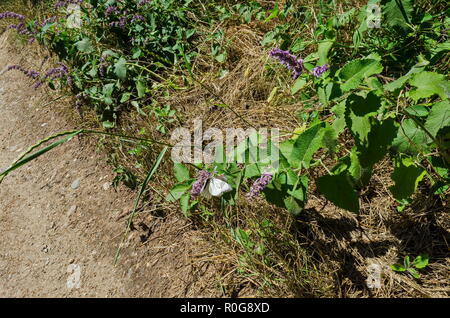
[424,100,450,138]
[405,105,429,117]
[317,40,334,65]
[389,156,426,200]
[75,37,93,53]
[114,57,127,80]
[392,119,429,154]
[316,173,360,213]
[345,92,382,144]
[408,72,449,101]
[166,182,192,202]
[173,163,190,182]
[383,0,413,31]
[338,58,383,92]
[289,122,326,168]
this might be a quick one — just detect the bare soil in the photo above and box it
[0,31,219,298]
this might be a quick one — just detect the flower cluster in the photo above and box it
[311,64,329,78]
[33,63,69,89]
[0,11,25,21]
[248,172,273,198]
[131,15,145,23]
[269,48,304,79]
[190,170,212,197]
[6,65,39,80]
[105,6,119,17]
[138,0,152,7]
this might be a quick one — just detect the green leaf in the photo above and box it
[405,105,429,117]
[289,122,326,168]
[120,92,131,103]
[404,255,410,268]
[392,119,429,154]
[345,92,382,144]
[291,78,307,95]
[173,163,190,182]
[180,193,190,216]
[338,58,383,92]
[102,120,115,128]
[408,72,449,101]
[391,264,406,272]
[424,100,450,138]
[389,156,426,200]
[413,255,429,269]
[407,268,420,279]
[316,173,360,213]
[383,0,413,31]
[136,80,146,98]
[317,40,334,65]
[75,38,93,53]
[384,57,429,92]
[166,182,192,202]
[114,57,127,80]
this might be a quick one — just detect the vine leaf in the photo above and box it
[316,174,360,213]
[389,156,426,200]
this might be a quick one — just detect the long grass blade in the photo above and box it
[114,146,169,265]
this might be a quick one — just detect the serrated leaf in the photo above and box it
[408,72,449,101]
[316,173,360,213]
[383,0,413,30]
[289,122,326,168]
[345,92,382,144]
[405,105,429,117]
[424,100,450,138]
[291,78,306,95]
[114,57,127,80]
[174,163,190,182]
[392,119,429,154]
[389,156,426,200]
[75,37,93,53]
[338,59,383,92]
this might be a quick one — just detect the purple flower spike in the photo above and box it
[0,12,25,21]
[190,170,212,197]
[138,0,152,7]
[269,48,304,79]
[311,64,329,78]
[248,172,273,198]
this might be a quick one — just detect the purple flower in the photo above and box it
[0,12,25,21]
[138,0,152,7]
[54,0,83,9]
[6,65,41,88]
[311,64,329,78]
[190,170,212,197]
[105,6,118,17]
[269,48,304,79]
[248,172,272,198]
[131,15,145,23]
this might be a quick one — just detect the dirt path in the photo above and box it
[0,31,218,297]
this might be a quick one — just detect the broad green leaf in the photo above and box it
[407,267,420,279]
[317,40,334,65]
[75,38,93,53]
[180,193,190,216]
[392,119,429,154]
[345,92,382,144]
[316,174,360,213]
[173,163,190,182]
[291,78,307,95]
[424,100,450,138]
[114,57,127,80]
[405,105,429,117]
[383,0,413,30]
[408,72,449,101]
[166,182,192,202]
[389,156,426,200]
[338,58,383,92]
[289,122,326,168]
[413,255,429,269]
[136,80,146,98]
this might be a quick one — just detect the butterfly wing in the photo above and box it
[208,178,232,197]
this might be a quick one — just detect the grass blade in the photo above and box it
[114,146,169,265]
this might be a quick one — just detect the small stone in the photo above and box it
[102,182,110,191]
[71,179,81,190]
[41,123,47,127]
[67,205,77,216]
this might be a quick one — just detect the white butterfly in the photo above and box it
[201,175,233,198]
